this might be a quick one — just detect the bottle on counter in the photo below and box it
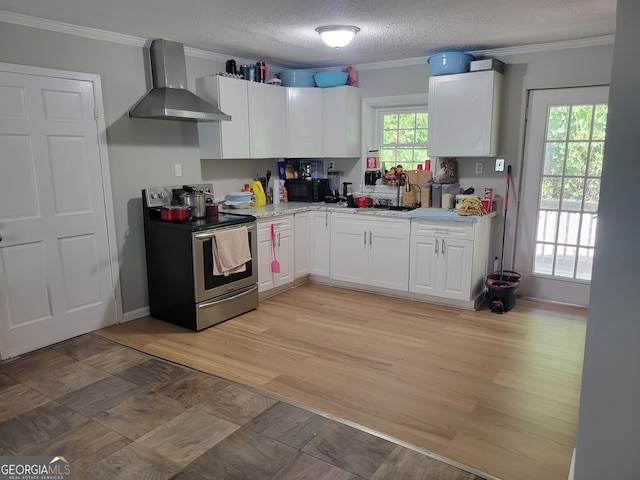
[270,178,279,204]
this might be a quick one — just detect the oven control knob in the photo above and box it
[158,192,165,198]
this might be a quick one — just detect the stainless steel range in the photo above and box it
[142,184,258,331]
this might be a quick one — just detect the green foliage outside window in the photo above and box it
[379,111,429,172]
[541,104,607,208]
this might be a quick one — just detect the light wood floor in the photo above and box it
[97,283,587,480]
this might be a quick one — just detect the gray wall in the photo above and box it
[0,19,614,316]
[574,0,640,477]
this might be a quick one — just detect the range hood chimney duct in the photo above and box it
[129,39,231,122]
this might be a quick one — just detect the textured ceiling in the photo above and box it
[0,0,617,68]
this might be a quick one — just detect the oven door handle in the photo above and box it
[195,232,217,240]
[194,223,255,241]
[197,285,258,309]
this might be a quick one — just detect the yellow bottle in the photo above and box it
[250,180,267,207]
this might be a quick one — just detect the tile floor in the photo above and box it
[0,334,483,480]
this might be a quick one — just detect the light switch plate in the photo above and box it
[475,162,483,175]
[495,158,505,172]
[174,163,182,177]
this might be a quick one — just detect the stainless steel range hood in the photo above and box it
[129,39,231,122]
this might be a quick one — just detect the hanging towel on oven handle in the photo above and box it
[212,226,251,276]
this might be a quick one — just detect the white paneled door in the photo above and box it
[0,65,118,359]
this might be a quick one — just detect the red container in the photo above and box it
[355,196,373,208]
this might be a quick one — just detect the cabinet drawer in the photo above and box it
[411,220,474,240]
[258,215,293,233]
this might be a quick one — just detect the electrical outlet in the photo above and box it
[495,158,505,172]
[174,163,182,177]
[475,162,483,175]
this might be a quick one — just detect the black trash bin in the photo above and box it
[485,270,521,313]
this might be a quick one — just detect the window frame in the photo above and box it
[375,106,429,172]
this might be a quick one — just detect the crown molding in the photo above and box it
[183,46,256,67]
[354,35,614,70]
[1,11,615,71]
[0,11,147,47]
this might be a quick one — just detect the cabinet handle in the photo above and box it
[441,239,445,255]
[363,230,367,246]
[277,232,281,248]
[435,238,439,255]
[369,230,372,246]
[325,213,328,229]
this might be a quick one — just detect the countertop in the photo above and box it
[221,202,496,224]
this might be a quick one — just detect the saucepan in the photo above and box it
[159,205,191,222]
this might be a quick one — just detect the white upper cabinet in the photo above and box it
[248,81,288,158]
[197,75,250,159]
[428,70,502,157]
[196,77,287,159]
[287,87,323,157]
[322,86,361,158]
[197,78,360,159]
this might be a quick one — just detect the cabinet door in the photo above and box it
[257,229,276,292]
[369,223,410,291]
[310,211,331,277]
[288,88,323,157]
[274,227,295,286]
[294,212,310,278]
[248,82,287,158]
[323,86,361,158]
[330,214,368,284]
[439,237,473,300]
[258,216,294,292]
[428,71,501,157]
[196,76,250,159]
[409,235,439,295]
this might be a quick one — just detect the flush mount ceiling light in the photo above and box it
[316,25,360,48]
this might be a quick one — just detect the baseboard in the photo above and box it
[568,448,575,480]
[123,306,149,322]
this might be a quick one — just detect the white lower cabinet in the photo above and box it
[409,220,490,302]
[294,212,310,278]
[310,211,331,277]
[330,213,410,291]
[257,215,295,293]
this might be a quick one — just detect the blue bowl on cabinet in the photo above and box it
[277,70,317,87]
[427,52,475,76]
[313,71,349,88]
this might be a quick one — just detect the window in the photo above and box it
[376,108,429,172]
[534,102,607,281]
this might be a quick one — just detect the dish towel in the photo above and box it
[212,226,251,276]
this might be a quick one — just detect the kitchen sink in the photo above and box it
[353,205,419,212]
[387,205,418,211]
